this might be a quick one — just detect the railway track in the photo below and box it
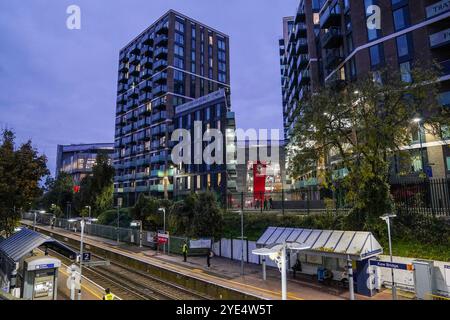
[45,245,210,300]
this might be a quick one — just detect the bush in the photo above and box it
[97,208,131,227]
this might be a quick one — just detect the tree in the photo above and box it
[0,129,49,235]
[40,172,74,217]
[289,66,449,230]
[130,194,165,231]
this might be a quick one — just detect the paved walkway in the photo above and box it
[24,221,410,300]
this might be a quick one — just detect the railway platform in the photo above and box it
[21,220,407,300]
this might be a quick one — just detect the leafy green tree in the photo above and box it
[0,129,49,235]
[289,66,449,230]
[190,191,223,240]
[130,194,167,231]
[40,172,74,217]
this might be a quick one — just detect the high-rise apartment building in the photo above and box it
[280,0,450,181]
[114,10,230,206]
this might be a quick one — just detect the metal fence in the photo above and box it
[227,178,450,216]
[21,212,204,256]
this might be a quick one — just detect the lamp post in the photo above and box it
[240,210,244,276]
[85,206,91,219]
[413,118,426,175]
[158,208,166,254]
[253,242,310,300]
[68,217,98,300]
[381,213,398,300]
[116,197,123,245]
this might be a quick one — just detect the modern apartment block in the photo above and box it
[280,0,450,181]
[114,10,230,206]
[56,143,114,184]
[172,88,237,204]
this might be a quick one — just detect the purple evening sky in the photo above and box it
[0,0,298,176]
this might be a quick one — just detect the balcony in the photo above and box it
[122,124,133,134]
[119,51,128,63]
[129,65,141,77]
[124,160,137,168]
[324,51,344,69]
[141,45,153,56]
[136,119,146,129]
[321,27,343,49]
[127,87,139,99]
[320,1,341,29]
[298,69,310,86]
[117,94,127,105]
[150,184,173,193]
[295,23,307,38]
[141,56,153,68]
[152,111,167,122]
[129,44,140,55]
[135,186,149,192]
[117,83,128,94]
[118,73,128,84]
[155,22,169,35]
[153,71,167,84]
[122,173,136,181]
[136,158,150,168]
[155,35,168,46]
[116,105,125,115]
[153,59,168,72]
[295,8,306,23]
[126,99,138,111]
[296,38,308,54]
[142,33,154,46]
[152,97,167,110]
[118,62,128,72]
[139,92,152,104]
[139,80,152,92]
[297,54,309,70]
[141,69,152,79]
[439,59,450,76]
[129,55,140,66]
[429,28,450,49]
[153,85,167,97]
[153,46,168,59]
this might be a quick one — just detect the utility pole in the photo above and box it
[240,209,244,276]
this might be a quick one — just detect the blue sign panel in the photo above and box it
[369,260,411,270]
[36,263,55,269]
[82,253,91,262]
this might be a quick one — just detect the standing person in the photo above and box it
[269,197,273,210]
[264,198,268,211]
[206,249,211,268]
[103,288,115,300]
[182,241,188,262]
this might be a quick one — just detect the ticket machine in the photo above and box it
[22,256,61,300]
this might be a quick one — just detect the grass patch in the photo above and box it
[388,240,450,262]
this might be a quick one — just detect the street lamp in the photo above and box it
[116,197,123,245]
[381,213,398,300]
[158,208,167,254]
[68,217,98,300]
[253,242,310,300]
[85,206,91,219]
[413,118,426,175]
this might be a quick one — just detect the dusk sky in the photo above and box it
[0,0,298,176]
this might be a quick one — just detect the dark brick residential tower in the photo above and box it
[114,10,230,206]
[280,0,450,181]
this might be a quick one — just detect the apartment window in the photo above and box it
[175,21,185,33]
[369,44,384,69]
[218,62,226,72]
[208,34,214,46]
[218,73,226,83]
[174,57,184,69]
[196,175,201,189]
[174,32,184,45]
[218,51,226,62]
[400,61,412,83]
[216,104,221,117]
[206,107,210,120]
[191,25,196,38]
[190,75,196,98]
[392,6,410,31]
[396,33,412,61]
[218,39,226,50]
[174,44,184,57]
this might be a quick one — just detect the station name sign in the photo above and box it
[175,89,226,114]
[370,260,413,271]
